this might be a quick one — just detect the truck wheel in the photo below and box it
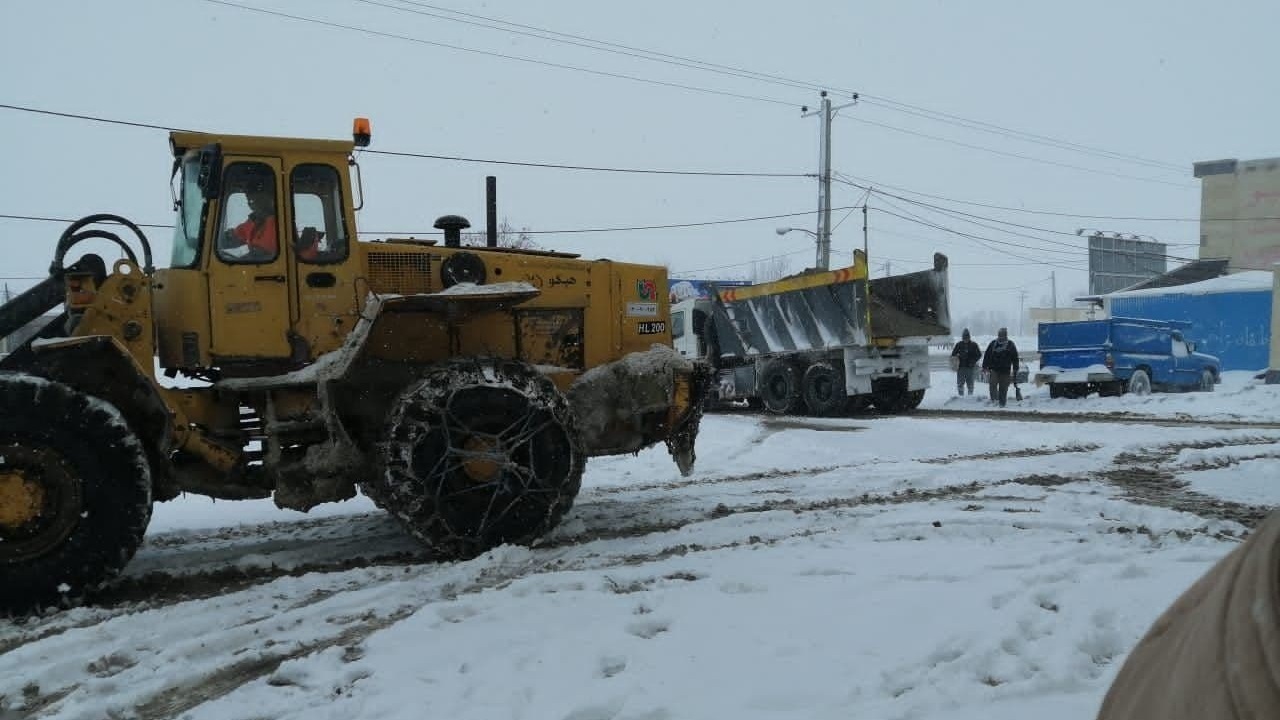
[369,360,585,558]
[1127,369,1152,396]
[759,362,804,415]
[870,379,910,414]
[844,395,872,414]
[904,389,926,410]
[802,363,845,416]
[0,374,152,615]
[1049,383,1064,399]
[1198,369,1216,392]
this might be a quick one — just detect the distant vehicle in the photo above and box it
[1034,317,1220,398]
[671,252,951,415]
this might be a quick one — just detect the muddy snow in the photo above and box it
[3,377,1280,719]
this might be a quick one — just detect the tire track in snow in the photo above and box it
[909,408,1280,430]
[1099,436,1280,528]
[4,434,1268,664]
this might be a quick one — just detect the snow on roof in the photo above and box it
[1107,270,1274,298]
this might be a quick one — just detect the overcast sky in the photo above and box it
[2,0,1276,319]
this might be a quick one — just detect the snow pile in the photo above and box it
[433,281,539,297]
[567,344,694,458]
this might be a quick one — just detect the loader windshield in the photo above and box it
[170,155,204,268]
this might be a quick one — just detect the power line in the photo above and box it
[864,190,1091,260]
[953,276,1053,292]
[366,148,812,177]
[202,0,797,108]
[1,206,863,237]
[0,102,809,179]
[857,98,1184,174]
[671,249,813,276]
[837,171,1272,226]
[0,103,186,133]
[837,175,1207,264]
[358,0,1186,174]
[0,213,173,229]
[870,205,1088,271]
[522,206,861,234]
[204,1,1198,187]
[357,0,819,93]
[838,115,1195,189]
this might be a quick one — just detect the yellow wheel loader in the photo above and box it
[0,120,710,614]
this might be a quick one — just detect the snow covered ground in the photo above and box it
[3,403,1279,719]
[923,366,1280,423]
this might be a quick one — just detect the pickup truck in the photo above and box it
[1034,317,1220,398]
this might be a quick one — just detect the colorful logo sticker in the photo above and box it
[636,279,657,300]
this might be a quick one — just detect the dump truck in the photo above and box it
[0,120,711,614]
[670,251,950,414]
[1035,317,1220,397]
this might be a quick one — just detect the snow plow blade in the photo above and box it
[566,345,713,476]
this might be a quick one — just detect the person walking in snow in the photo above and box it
[950,328,982,396]
[981,327,1019,407]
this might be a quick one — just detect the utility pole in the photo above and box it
[1018,289,1028,336]
[1051,271,1058,322]
[802,91,858,271]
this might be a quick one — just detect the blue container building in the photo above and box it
[1105,272,1273,372]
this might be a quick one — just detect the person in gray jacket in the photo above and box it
[981,328,1019,407]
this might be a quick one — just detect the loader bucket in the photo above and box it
[566,345,713,476]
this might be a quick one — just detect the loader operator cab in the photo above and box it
[159,129,363,374]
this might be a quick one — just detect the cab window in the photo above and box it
[671,310,685,339]
[215,163,279,264]
[291,164,349,264]
[169,154,205,268]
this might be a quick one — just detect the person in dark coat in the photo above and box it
[950,328,982,396]
[981,327,1019,407]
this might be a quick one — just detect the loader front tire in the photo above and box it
[0,374,152,616]
[369,360,585,558]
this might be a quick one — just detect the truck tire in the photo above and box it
[844,395,872,414]
[870,378,910,414]
[1199,369,1216,392]
[904,389,926,410]
[1127,369,1152,396]
[1049,383,1064,399]
[369,360,585,559]
[759,362,804,415]
[802,363,845,417]
[0,374,152,616]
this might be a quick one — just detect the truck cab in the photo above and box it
[1035,317,1220,398]
[671,297,711,361]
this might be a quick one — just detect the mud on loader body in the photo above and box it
[0,124,710,614]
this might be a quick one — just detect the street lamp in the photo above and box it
[776,226,817,238]
[776,227,821,268]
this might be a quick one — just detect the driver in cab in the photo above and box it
[221,187,277,260]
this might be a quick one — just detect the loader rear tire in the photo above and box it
[368,360,585,559]
[759,362,804,415]
[0,374,152,616]
[802,363,845,417]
